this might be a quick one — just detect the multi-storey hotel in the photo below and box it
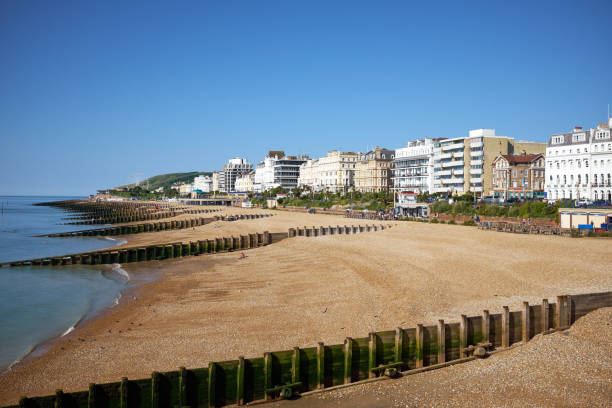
[393,138,442,194]
[298,150,358,192]
[254,151,308,192]
[544,119,612,202]
[354,147,394,192]
[220,158,253,192]
[433,129,545,196]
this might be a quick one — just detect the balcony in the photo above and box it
[441,160,464,168]
[453,169,464,176]
[470,168,483,175]
[470,141,484,148]
[452,152,464,159]
[470,159,483,166]
[436,170,452,176]
[437,152,452,160]
[441,142,464,151]
[470,177,483,183]
[470,150,483,158]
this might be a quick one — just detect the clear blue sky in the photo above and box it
[1,0,611,195]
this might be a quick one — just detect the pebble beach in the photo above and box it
[0,207,610,406]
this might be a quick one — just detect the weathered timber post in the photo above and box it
[344,338,352,384]
[317,342,325,389]
[236,357,245,405]
[120,377,128,408]
[502,306,510,348]
[54,389,64,408]
[416,324,424,368]
[394,327,404,364]
[438,320,446,364]
[263,352,272,400]
[459,315,468,358]
[482,310,490,345]
[151,372,160,408]
[179,367,187,408]
[208,363,216,408]
[556,295,571,329]
[368,332,377,378]
[264,231,270,245]
[87,383,96,408]
[522,302,530,343]
[288,228,296,237]
[291,347,300,385]
[542,299,549,332]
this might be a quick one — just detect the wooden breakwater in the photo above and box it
[1,223,388,268]
[8,292,611,408]
[43,214,275,238]
[38,200,223,225]
[288,223,392,237]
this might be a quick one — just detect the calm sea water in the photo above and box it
[0,196,128,371]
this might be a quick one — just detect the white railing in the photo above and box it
[441,142,464,151]
[470,168,483,175]
[470,159,483,166]
[441,160,464,168]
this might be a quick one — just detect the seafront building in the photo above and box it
[298,150,360,192]
[193,175,213,193]
[433,129,546,196]
[393,138,442,194]
[354,147,394,193]
[491,153,546,200]
[544,118,612,202]
[212,172,220,192]
[253,151,308,192]
[235,171,255,192]
[220,158,253,192]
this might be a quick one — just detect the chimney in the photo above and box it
[574,126,582,132]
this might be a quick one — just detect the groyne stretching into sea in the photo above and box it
[8,292,611,408]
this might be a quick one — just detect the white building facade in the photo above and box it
[235,172,255,192]
[545,119,612,202]
[393,138,440,194]
[254,151,308,192]
[220,158,253,192]
[193,175,213,193]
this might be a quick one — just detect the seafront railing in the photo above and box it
[8,292,612,408]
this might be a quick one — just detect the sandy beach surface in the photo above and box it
[0,208,610,406]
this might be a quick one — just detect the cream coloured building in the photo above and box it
[234,172,255,192]
[433,129,545,196]
[354,147,394,192]
[298,151,359,192]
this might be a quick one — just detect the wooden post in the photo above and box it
[236,357,245,405]
[291,347,300,385]
[459,315,468,358]
[394,327,403,364]
[120,377,128,408]
[179,367,187,408]
[54,389,64,408]
[317,342,325,389]
[556,295,571,328]
[541,299,549,332]
[368,332,377,378]
[482,310,490,345]
[151,372,159,408]
[416,324,424,368]
[344,338,352,384]
[87,383,96,408]
[437,320,445,364]
[502,306,510,348]
[208,363,216,408]
[263,352,272,400]
[522,302,530,343]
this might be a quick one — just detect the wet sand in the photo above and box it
[0,209,610,406]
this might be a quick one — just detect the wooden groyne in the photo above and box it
[8,291,611,408]
[42,214,275,238]
[38,200,223,225]
[1,223,388,268]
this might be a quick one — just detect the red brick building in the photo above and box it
[492,153,545,200]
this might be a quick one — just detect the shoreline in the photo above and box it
[0,210,610,406]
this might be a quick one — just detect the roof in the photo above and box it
[499,153,543,164]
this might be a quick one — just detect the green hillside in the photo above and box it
[121,172,212,191]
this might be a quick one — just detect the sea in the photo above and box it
[0,196,129,372]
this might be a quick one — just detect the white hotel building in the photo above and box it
[545,118,612,202]
[393,138,441,194]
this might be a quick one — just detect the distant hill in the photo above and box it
[119,172,212,191]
